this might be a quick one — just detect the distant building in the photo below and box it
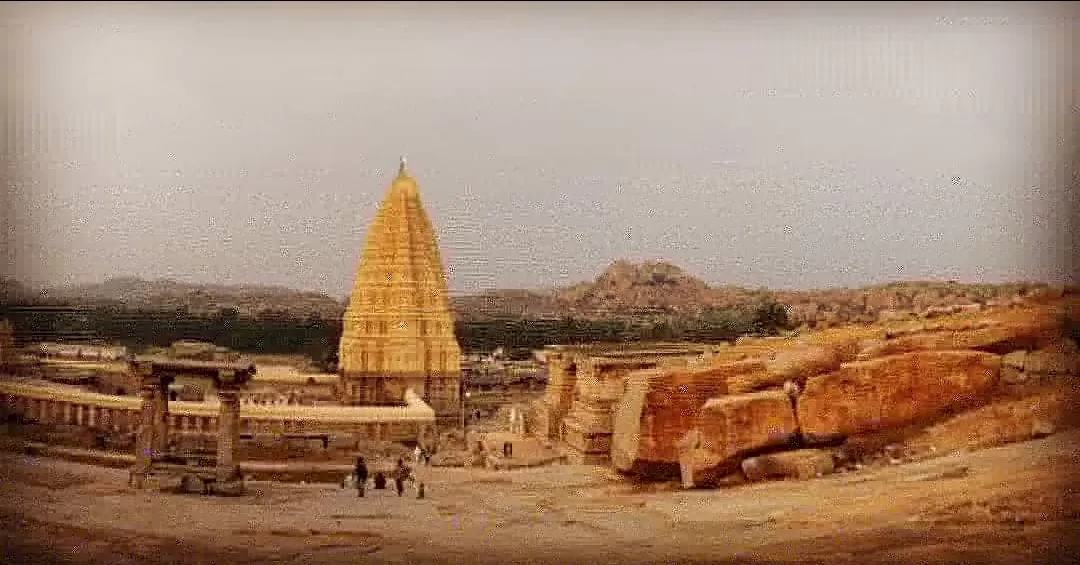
[38,342,127,361]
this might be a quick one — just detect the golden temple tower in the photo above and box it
[338,157,462,422]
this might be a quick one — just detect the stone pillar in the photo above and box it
[216,389,241,482]
[153,383,170,456]
[132,384,157,488]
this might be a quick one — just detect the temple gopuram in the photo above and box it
[337,157,463,426]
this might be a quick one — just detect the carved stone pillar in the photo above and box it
[132,384,157,488]
[153,382,170,455]
[216,388,241,482]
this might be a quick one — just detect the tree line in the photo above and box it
[0,299,792,367]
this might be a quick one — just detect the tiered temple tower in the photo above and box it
[338,157,462,425]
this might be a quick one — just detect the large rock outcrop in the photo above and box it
[678,390,798,487]
[873,310,1062,358]
[729,329,878,394]
[797,350,1002,443]
[611,364,730,475]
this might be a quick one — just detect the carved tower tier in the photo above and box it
[338,157,462,424]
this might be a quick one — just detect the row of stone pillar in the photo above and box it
[3,391,434,440]
[3,395,140,431]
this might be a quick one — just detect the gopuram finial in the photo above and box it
[398,155,408,176]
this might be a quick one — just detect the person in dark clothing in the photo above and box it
[373,472,387,490]
[354,457,369,497]
[393,458,411,497]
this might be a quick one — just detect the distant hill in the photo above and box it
[2,263,1072,330]
[1,276,346,320]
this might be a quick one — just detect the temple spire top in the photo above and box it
[398,155,408,177]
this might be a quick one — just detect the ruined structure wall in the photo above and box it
[532,352,579,440]
[560,358,662,464]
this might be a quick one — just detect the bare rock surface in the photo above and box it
[797,350,1002,443]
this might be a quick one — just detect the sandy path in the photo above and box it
[2,431,1079,565]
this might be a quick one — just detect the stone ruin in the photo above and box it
[530,343,720,464]
[531,298,1080,487]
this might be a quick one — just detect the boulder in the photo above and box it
[1031,419,1057,438]
[855,339,889,362]
[1000,366,1028,385]
[873,311,1061,357]
[1024,345,1076,375]
[679,391,798,487]
[797,350,1002,443]
[724,358,780,394]
[764,344,844,385]
[611,364,730,475]
[1002,350,1027,370]
[904,389,1077,453]
[741,449,835,482]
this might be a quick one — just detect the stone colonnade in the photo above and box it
[0,391,224,433]
[0,388,437,442]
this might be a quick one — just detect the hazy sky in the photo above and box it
[2,1,1077,297]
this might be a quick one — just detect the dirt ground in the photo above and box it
[1,429,1079,565]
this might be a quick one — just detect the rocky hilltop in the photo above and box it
[1,263,1072,329]
[454,261,1069,328]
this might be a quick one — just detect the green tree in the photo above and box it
[751,299,792,336]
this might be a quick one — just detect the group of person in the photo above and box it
[350,451,427,499]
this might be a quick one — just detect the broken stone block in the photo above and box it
[764,345,844,385]
[1002,350,1027,370]
[611,364,731,475]
[710,359,770,395]
[679,391,798,487]
[1000,366,1028,385]
[1025,346,1073,375]
[797,350,1002,443]
[741,449,835,482]
[1031,419,1056,439]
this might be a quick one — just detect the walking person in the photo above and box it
[393,458,411,497]
[354,456,369,497]
[413,445,423,466]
